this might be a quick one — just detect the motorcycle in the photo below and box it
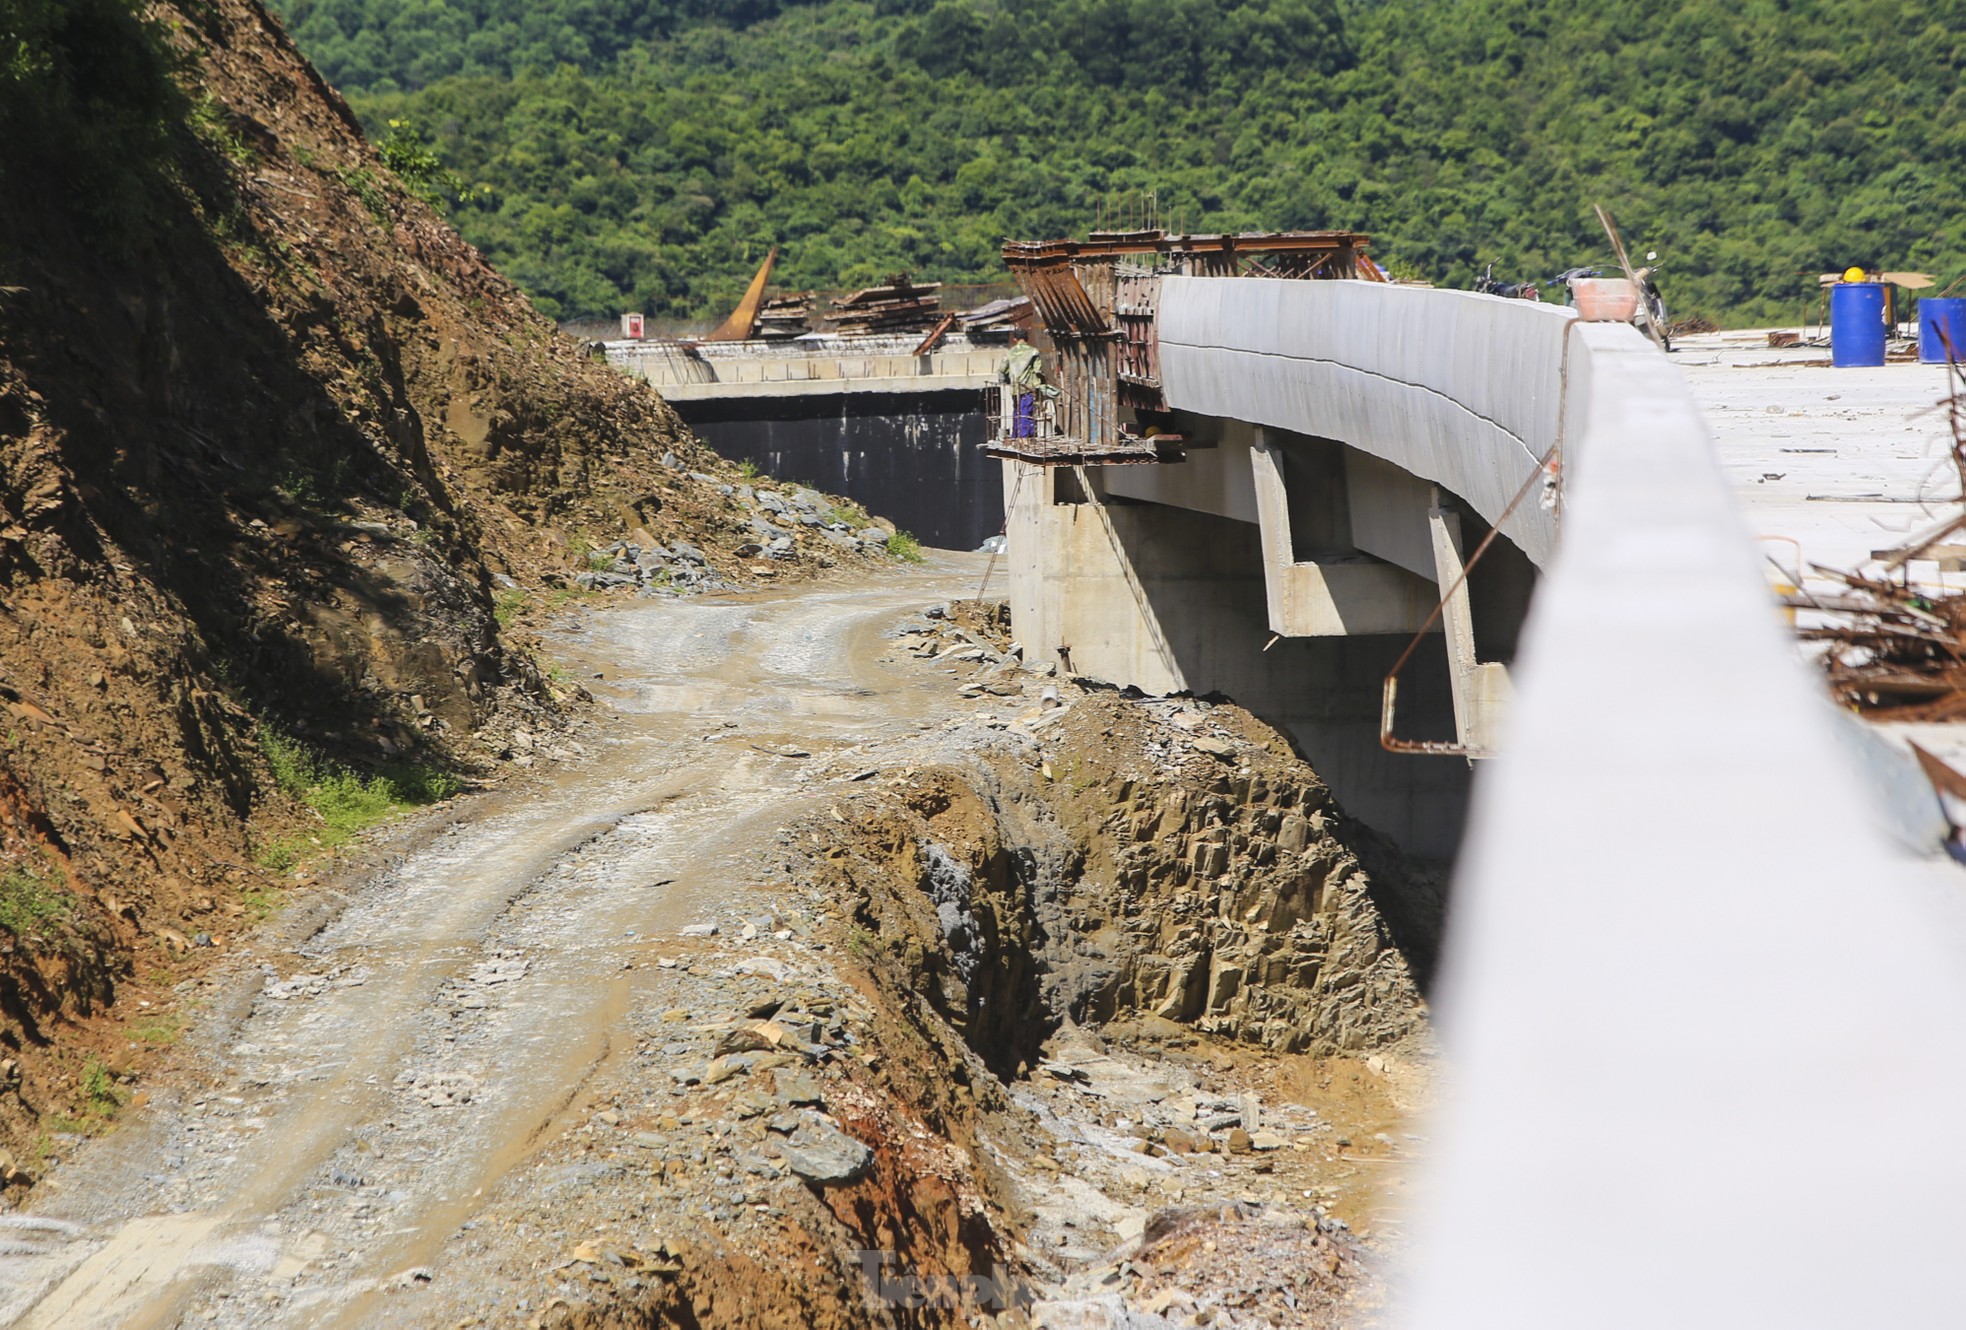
[1474,262,1540,301]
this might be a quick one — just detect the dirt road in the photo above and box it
[0,557,985,1329]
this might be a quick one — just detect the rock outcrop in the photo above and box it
[808,676,1438,1069]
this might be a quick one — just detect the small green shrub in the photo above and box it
[189,94,252,163]
[128,1011,185,1047]
[376,117,462,211]
[885,530,924,563]
[81,1057,121,1112]
[334,165,390,226]
[736,459,760,481]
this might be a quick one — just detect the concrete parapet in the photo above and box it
[605,333,1001,401]
[1398,323,1966,1323]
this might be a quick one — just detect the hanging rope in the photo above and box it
[1380,441,1562,754]
[974,464,1026,602]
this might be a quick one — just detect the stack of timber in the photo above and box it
[957,295,1034,340]
[753,293,812,339]
[825,275,941,337]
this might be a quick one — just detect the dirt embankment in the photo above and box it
[0,0,881,1185]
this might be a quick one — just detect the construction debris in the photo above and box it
[1792,566,1966,717]
[823,274,942,337]
[955,295,1033,340]
[1792,351,1966,717]
[752,292,813,339]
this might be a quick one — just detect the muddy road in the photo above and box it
[0,557,989,1328]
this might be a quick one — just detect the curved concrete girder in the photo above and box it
[1156,276,1569,567]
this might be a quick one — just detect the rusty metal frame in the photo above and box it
[994,229,1373,467]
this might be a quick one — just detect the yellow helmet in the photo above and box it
[1842,266,1868,284]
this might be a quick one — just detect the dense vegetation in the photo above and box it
[0,0,184,220]
[277,0,1966,324]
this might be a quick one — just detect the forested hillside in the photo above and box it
[277,0,1966,324]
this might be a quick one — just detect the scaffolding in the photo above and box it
[989,229,1378,465]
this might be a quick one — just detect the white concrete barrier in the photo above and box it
[1397,324,1966,1326]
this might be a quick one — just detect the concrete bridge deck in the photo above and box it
[991,275,1966,1326]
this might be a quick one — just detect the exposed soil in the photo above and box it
[0,564,1436,1328]
[0,0,899,1181]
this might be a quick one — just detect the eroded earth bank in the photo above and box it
[0,555,1440,1329]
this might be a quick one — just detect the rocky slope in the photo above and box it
[455,600,1435,1329]
[0,0,887,1187]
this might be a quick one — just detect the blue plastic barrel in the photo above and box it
[1830,283,1887,367]
[1920,297,1966,364]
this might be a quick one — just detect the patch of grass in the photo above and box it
[334,165,390,226]
[846,928,875,961]
[254,838,301,873]
[0,856,71,939]
[492,586,528,628]
[240,881,284,919]
[885,530,924,563]
[736,459,760,481]
[128,1011,185,1047]
[543,584,594,611]
[46,1056,128,1138]
[826,502,869,529]
[257,726,460,865]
